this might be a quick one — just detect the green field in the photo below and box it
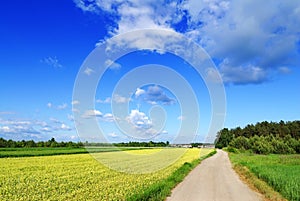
[0,148,214,200]
[229,153,300,201]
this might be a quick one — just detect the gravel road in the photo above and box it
[166,149,262,201]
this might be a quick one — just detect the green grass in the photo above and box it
[126,149,217,201]
[229,153,300,201]
[0,147,146,158]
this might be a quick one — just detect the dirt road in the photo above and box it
[166,149,262,201]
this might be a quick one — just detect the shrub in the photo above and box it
[251,139,273,155]
[230,136,251,150]
[271,138,296,154]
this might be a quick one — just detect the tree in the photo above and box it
[215,128,234,148]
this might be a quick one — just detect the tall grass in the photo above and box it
[229,153,300,201]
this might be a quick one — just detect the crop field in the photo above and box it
[229,153,300,201]
[0,148,213,200]
[0,147,146,158]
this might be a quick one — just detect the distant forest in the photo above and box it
[0,137,83,148]
[0,137,171,148]
[215,120,300,154]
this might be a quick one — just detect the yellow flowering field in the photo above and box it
[0,148,213,200]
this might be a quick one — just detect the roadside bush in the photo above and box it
[230,136,250,150]
[271,138,295,154]
[251,139,273,154]
[227,146,239,153]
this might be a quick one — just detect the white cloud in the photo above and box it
[0,119,31,125]
[105,59,121,70]
[127,109,153,130]
[0,120,40,136]
[84,67,95,75]
[113,94,131,104]
[82,109,103,118]
[61,123,71,131]
[177,115,186,121]
[47,103,68,110]
[0,126,12,133]
[71,100,80,105]
[205,68,223,83]
[41,127,51,132]
[220,64,268,85]
[81,110,116,122]
[0,117,76,140]
[73,0,100,13]
[72,108,80,113]
[108,132,118,137]
[134,88,146,98]
[102,113,115,122]
[96,97,111,104]
[70,135,78,140]
[57,103,68,110]
[67,114,74,121]
[35,121,48,127]
[278,67,291,74]
[75,0,300,85]
[40,56,63,68]
[142,85,175,105]
[50,117,63,124]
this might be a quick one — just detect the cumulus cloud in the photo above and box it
[81,109,116,122]
[0,119,40,136]
[0,117,74,141]
[74,0,300,85]
[60,123,72,131]
[126,109,154,132]
[82,109,103,118]
[135,85,175,105]
[220,64,268,85]
[134,88,146,98]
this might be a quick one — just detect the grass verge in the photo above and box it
[229,152,300,201]
[127,149,217,201]
[232,164,286,201]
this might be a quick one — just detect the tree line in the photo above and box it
[113,141,169,147]
[215,120,300,154]
[0,137,171,148]
[0,137,83,148]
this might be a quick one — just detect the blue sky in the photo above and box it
[0,0,299,143]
